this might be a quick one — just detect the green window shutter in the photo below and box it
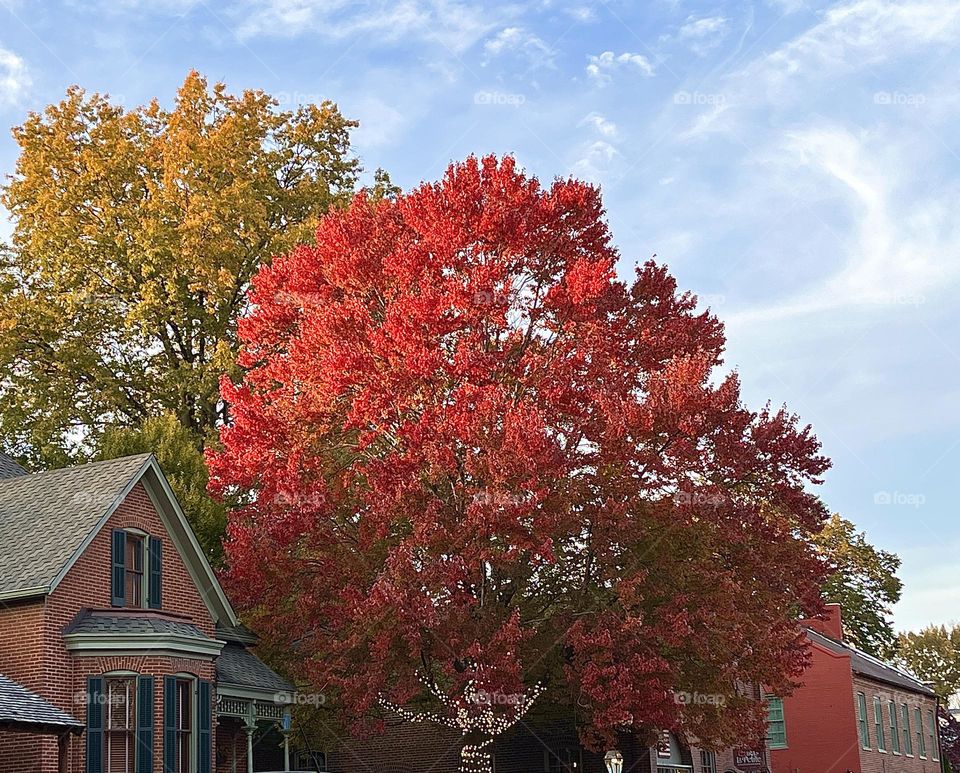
[198,680,212,773]
[111,530,126,606]
[136,676,155,773]
[148,537,163,609]
[163,676,177,773]
[86,676,104,773]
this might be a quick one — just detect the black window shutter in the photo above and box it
[198,680,212,773]
[136,676,154,773]
[86,676,104,773]
[163,676,177,773]
[111,529,126,606]
[148,537,162,609]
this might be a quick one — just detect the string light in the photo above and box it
[378,671,545,773]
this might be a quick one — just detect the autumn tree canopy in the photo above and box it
[0,71,360,558]
[210,155,831,769]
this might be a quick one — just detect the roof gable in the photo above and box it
[0,453,28,480]
[0,454,153,597]
[806,628,935,696]
[0,454,237,627]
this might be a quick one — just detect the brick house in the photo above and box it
[768,604,941,773]
[0,452,296,773]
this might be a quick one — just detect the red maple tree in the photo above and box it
[209,155,830,772]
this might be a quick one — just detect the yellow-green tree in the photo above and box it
[0,71,360,557]
[815,514,903,658]
[899,625,960,702]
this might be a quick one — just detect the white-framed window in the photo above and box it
[889,700,901,753]
[124,531,146,608]
[699,749,716,773]
[856,693,870,749]
[901,703,913,755]
[873,696,886,751]
[174,677,195,773]
[105,676,136,773]
[915,706,926,757]
[929,709,939,761]
[766,696,787,749]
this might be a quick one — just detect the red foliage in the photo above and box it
[209,155,830,749]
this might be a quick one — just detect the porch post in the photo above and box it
[57,733,69,773]
[282,709,292,771]
[244,702,257,773]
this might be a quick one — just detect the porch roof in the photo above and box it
[0,673,83,735]
[216,642,294,693]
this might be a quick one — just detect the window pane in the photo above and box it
[104,678,135,773]
[766,697,787,748]
[873,697,885,750]
[889,701,901,753]
[857,693,870,748]
[902,704,913,754]
[124,535,144,607]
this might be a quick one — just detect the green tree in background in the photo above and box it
[0,71,362,559]
[899,625,960,703]
[815,514,903,658]
[99,414,229,562]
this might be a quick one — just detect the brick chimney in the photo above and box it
[803,603,843,642]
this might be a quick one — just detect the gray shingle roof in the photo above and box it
[0,454,152,596]
[64,610,213,640]
[0,673,83,732]
[0,453,28,480]
[807,628,936,696]
[216,643,294,693]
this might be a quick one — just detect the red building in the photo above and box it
[768,604,941,773]
[0,452,295,773]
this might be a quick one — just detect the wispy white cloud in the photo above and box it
[579,111,617,137]
[483,26,555,67]
[233,0,495,53]
[677,14,728,54]
[0,47,28,106]
[586,50,654,85]
[727,125,960,325]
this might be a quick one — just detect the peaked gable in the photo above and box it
[0,452,28,480]
[0,454,236,627]
[0,454,152,597]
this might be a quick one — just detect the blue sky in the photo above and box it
[1,0,958,632]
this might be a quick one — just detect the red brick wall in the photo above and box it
[769,641,861,773]
[0,481,220,773]
[852,674,940,773]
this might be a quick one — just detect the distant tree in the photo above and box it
[0,71,360,556]
[813,514,902,658]
[210,155,832,773]
[899,625,960,703]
